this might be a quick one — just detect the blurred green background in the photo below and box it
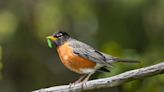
[0,0,164,92]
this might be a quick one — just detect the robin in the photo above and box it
[47,31,139,84]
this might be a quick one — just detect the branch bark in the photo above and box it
[33,62,164,92]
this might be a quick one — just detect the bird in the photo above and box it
[46,31,139,84]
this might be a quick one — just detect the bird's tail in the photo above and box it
[112,58,140,63]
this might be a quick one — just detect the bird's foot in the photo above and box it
[81,79,88,88]
[68,81,80,90]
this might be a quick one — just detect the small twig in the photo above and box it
[33,62,164,92]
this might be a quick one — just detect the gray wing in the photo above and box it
[68,39,115,65]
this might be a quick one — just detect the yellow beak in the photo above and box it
[46,36,57,41]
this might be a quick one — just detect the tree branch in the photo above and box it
[33,62,164,92]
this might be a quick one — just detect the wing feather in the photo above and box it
[68,38,140,64]
[68,39,112,65]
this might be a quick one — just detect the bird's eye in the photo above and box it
[57,33,63,38]
[58,35,63,38]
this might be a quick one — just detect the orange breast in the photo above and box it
[57,42,96,74]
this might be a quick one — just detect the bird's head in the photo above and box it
[46,31,70,48]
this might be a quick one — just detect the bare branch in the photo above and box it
[33,62,164,92]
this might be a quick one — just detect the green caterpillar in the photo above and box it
[47,38,53,48]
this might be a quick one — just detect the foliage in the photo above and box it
[0,46,2,80]
[0,0,164,92]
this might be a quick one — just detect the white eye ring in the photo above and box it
[59,36,62,38]
[57,33,63,37]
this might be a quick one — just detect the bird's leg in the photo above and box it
[81,73,93,88]
[69,74,87,89]
[74,74,87,84]
[82,73,92,83]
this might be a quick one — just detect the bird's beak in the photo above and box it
[46,36,57,41]
[46,36,57,48]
